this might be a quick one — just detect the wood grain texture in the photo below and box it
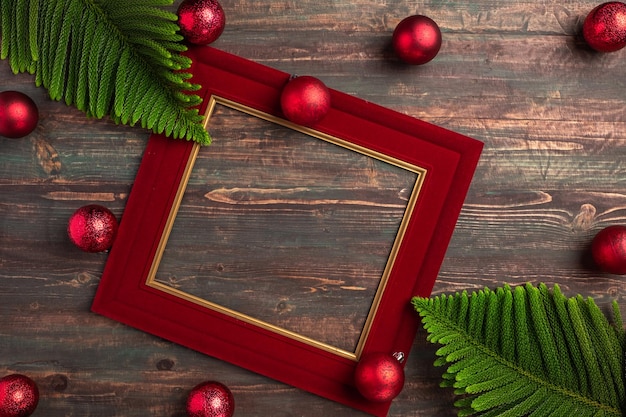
[1,0,625,416]
[156,103,418,353]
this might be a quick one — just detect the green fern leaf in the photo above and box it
[0,0,210,145]
[412,283,625,417]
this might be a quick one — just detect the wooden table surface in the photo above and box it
[1,1,625,416]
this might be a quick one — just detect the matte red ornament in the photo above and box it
[354,352,405,403]
[0,374,39,417]
[178,0,226,45]
[0,91,39,139]
[186,381,234,417]
[67,204,119,253]
[591,225,626,274]
[583,2,626,52]
[392,15,442,65]
[280,75,331,126]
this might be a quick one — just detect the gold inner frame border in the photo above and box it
[145,95,428,361]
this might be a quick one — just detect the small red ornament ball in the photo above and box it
[186,381,234,417]
[178,0,226,45]
[592,225,626,274]
[280,76,331,126]
[0,91,39,139]
[354,352,405,403]
[583,2,626,52]
[0,374,39,417]
[392,15,442,65]
[67,204,119,253]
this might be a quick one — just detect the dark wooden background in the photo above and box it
[1,1,625,416]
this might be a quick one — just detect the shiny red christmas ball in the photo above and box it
[0,374,39,417]
[178,0,226,45]
[583,2,626,52]
[67,204,119,253]
[392,15,442,65]
[280,76,331,126]
[186,381,234,417]
[591,225,626,274]
[354,352,405,402]
[0,91,39,138]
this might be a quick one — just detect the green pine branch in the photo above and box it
[412,283,625,417]
[0,0,210,145]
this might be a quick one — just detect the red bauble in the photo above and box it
[392,15,442,65]
[280,76,331,126]
[67,204,119,253]
[0,91,39,138]
[178,0,226,45]
[0,374,39,417]
[354,352,405,402]
[591,225,626,274]
[583,2,626,52]
[186,381,234,417]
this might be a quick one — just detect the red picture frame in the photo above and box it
[91,46,482,416]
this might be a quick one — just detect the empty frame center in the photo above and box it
[148,96,423,358]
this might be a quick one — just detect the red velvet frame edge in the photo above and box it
[91,46,483,417]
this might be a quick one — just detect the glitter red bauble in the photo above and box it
[67,204,119,253]
[354,353,405,402]
[0,91,39,138]
[583,2,626,52]
[392,15,442,65]
[591,225,626,274]
[0,374,39,417]
[186,381,234,417]
[280,76,331,126]
[178,0,226,45]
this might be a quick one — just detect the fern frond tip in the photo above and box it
[411,296,430,311]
